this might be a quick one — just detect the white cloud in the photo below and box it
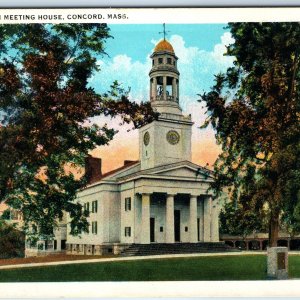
[212,31,235,61]
[221,31,235,46]
[90,31,235,113]
[92,53,151,103]
[87,32,234,169]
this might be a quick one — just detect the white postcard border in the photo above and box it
[0,7,300,298]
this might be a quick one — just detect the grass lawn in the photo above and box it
[0,254,300,282]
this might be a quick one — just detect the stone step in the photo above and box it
[121,242,239,256]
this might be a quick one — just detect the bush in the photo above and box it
[0,221,25,258]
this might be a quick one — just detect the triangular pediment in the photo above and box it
[112,160,214,183]
[146,161,214,180]
[152,167,205,179]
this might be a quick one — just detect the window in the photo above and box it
[92,200,98,213]
[152,59,154,66]
[185,226,188,232]
[45,240,53,250]
[158,58,163,64]
[125,197,131,211]
[125,227,131,237]
[84,202,90,213]
[160,226,163,232]
[92,221,98,234]
[167,58,171,64]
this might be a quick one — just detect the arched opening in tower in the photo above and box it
[155,76,176,101]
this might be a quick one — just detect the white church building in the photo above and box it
[66,38,221,256]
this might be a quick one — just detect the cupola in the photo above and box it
[149,38,181,115]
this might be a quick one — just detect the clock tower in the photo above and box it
[139,37,193,170]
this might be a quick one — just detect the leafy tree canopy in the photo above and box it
[219,201,268,238]
[0,24,156,243]
[200,23,300,246]
[0,220,25,258]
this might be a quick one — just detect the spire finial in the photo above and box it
[159,23,170,41]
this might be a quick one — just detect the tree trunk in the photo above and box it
[269,213,279,247]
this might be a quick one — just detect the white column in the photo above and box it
[152,77,157,101]
[166,194,175,243]
[141,193,150,244]
[203,196,212,242]
[199,199,204,242]
[57,238,61,251]
[172,77,176,100]
[177,80,179,102]
[163,76,167,100]
[211,200,219,242]
[134,193,141,243]
[189,195,198,243]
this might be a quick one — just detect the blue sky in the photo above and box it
[90,24,235,111]
[103,24,229,61]
[88,24,236,171]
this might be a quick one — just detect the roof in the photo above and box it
[85,160,213,190]
[117,160,214,182]
[154,39,174,53]
[96,160,139,181]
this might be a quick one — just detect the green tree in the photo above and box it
[0,209,11,220]
[0,24,156,243]
[200,23,300,247]
[219,201,268,238]
[0,220,25,258]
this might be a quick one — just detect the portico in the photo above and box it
[137,192,218,244]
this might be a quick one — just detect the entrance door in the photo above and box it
[54,240,57,250]
[150,217,155,242]
[61,240,66,250]
[174,210,181,242]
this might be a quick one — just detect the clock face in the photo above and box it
[166,130,180,145]
[144,131,150,146]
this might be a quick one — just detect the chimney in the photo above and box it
[85,156,102,184]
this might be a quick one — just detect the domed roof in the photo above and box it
[154,39,174,53]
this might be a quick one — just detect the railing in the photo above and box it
[152,95,179,102]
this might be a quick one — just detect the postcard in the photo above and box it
[0,7,300,298]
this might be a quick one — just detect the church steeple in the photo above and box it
[149,38,182,115]
[139,29,193,171]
